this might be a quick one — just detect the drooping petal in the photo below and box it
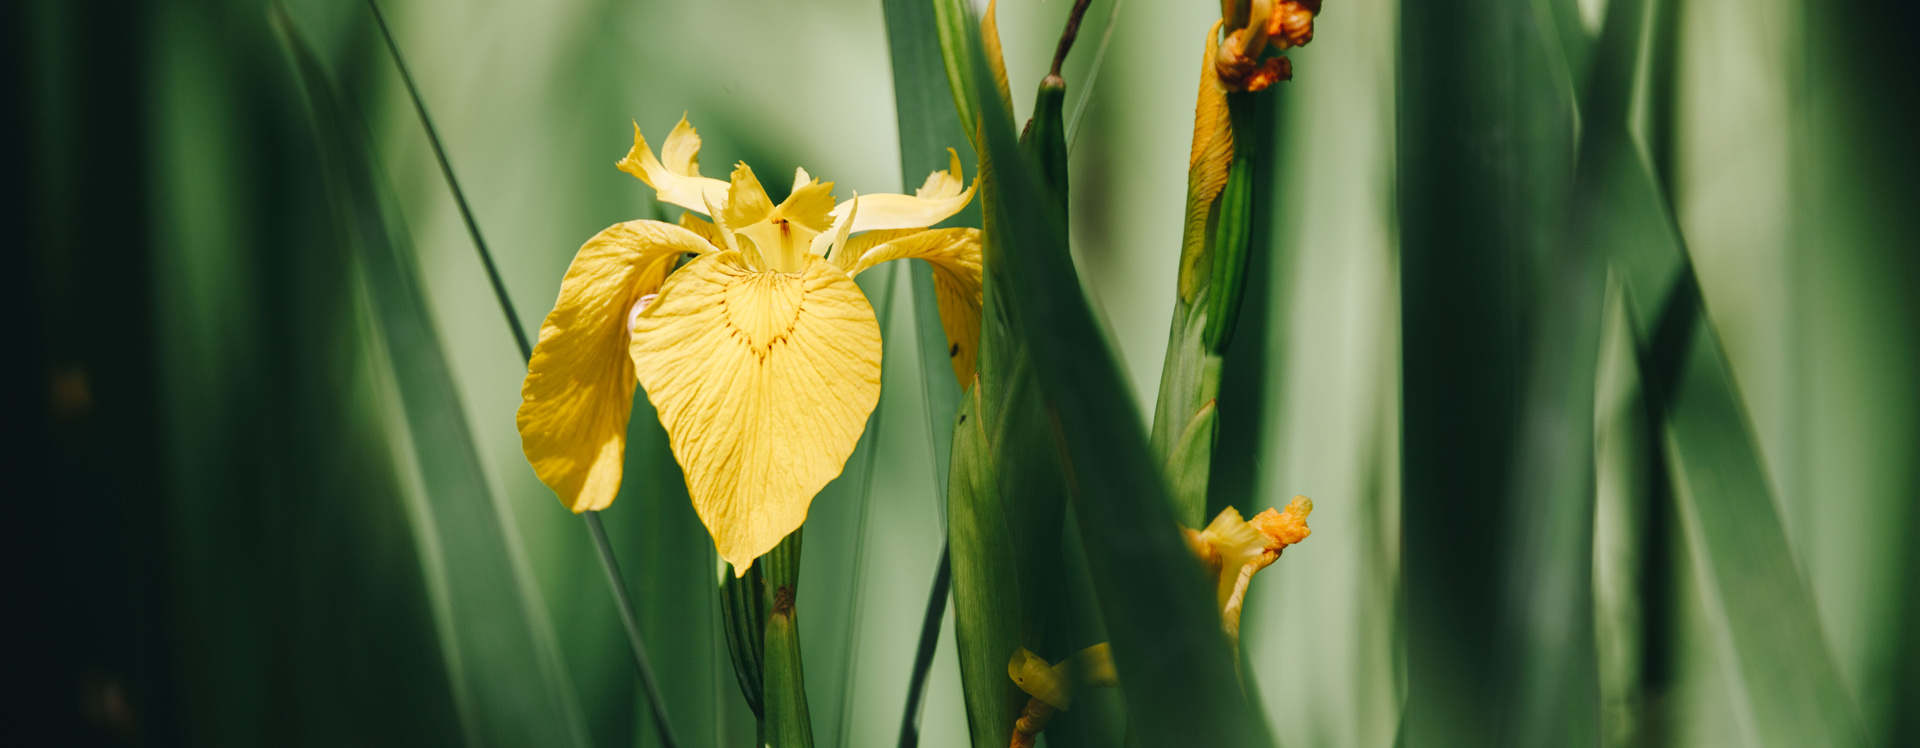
[518,220,717,512]
[616,117,730,215]
[849,228,983,384]
[630,252,883,575]
[825,149,977,233]
[1200,506,1269,608]
[829,228,917,272]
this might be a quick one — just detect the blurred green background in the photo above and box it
[4,0,1913,746]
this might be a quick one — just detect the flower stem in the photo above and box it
[364,3,679,745]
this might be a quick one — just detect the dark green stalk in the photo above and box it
[366,0,529,361]
[363,4,680,747]
[761,532,813,748]
[895,547,952,748]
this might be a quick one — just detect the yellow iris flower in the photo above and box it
[517,116,981,575]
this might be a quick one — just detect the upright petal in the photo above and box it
[631,252,883,574]
[617,117,731,214]
[849,228,983,384]
[826,149,977,232]
[722,162,776,230]
[781,168,838,232]
[518,220,716,512]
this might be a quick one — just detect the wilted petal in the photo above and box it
[630,252,883,575]
[517,220,716,512]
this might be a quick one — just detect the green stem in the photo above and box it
[761,532,813,748]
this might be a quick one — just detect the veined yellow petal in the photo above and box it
[848,228,983,384]
[617,118,730,215]
[518,220,717,512]
[630,252,883,575]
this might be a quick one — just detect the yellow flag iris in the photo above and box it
[517,116,981,575]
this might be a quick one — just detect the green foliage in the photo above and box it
[274,9,588,745]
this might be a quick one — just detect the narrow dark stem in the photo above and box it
[895,545,952,748]
[586,512,683,748]
[1048,0,1098,78]
[365,4,680,744]
[366,0,532,362]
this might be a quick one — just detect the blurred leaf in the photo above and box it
[1569,0,1871,744]
[1395,0,1580,739]
[935,7,1274,744]
[274,9,590,746]
[1611,138,1869,748]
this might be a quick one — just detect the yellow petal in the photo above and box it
[679,212,723,247]
[848,228,983,383]
[1008,648,1073,710]
[738,167,836,273]
[1008,644,1117,711]
[811,192,864,260]
[630,252,883,575]
[1201,506,1267,608]
[829,228,915,273]
[722,162,775,231]
[826,149,977,233]
[518,220,717,512]
[616,117,731,215]
[781,168,838,232]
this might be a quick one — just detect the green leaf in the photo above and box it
[1394,0,1582,739]
[1610,128,1870,748]
[273,9,589,746]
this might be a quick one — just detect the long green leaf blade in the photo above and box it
[275,10,588,746]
